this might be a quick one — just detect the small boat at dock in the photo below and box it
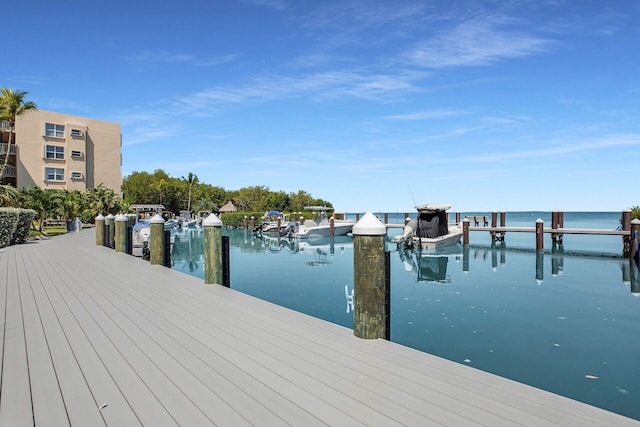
[392,203,462,249]
[288,206,354,239]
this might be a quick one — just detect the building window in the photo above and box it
[44,123,65,138]
[70,171,83,179]
[45,167,64,181]
[70,128,83,137]
[71,150,82,157]
[45,145,65,160]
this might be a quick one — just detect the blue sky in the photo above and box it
[6,0,640,212]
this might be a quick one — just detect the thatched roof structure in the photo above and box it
[218,201,237,213]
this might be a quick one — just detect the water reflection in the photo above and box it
[396,245,462,283]
[253,234,352,260]
[171,228,204,273]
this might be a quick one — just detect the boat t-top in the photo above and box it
[392,203,462,249]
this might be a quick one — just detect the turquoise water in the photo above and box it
[170,212,640,421]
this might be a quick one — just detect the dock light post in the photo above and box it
[149,214,166,266]
[352,212,389,339]
[95,214,105,246]
[114,214,128,253]
[203,213,224,285]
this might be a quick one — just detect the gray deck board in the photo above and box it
[1,249,33,427]
[16,252,70,426]
[1,230,639,426]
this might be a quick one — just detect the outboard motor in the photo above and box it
[280,221,299,238]
[142,241,150,261]
[392,219,417,245]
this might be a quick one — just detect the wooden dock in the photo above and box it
[2,230,639,426]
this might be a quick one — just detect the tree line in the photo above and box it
[122,169,332,215]
[0,169,333,227]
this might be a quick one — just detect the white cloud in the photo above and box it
[468,134,640,162]
[404,18,551,69]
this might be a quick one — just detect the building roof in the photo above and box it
[219,201,237,212]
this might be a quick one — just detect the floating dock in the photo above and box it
[1,230,638,426]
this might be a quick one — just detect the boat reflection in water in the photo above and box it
[255,234,352,263]
[397,244,463,283]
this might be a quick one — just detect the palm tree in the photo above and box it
[0,87,38,180]
[182,172,199,213]
[19,186,64,232]
[0,183,19,207]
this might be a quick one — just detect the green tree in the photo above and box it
[182,172,199,213]
[19,186,64,232]
[0,183,18,207]
[0,87,38,180]
[122,170,156,204]
[62,190,84,220]
[85,183,125,217]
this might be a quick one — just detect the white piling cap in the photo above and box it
[203,213,223,227]
[95,214,105,221]
[105,214,115,219]
[115,214,128,222]
[149,213,165,223]
[352,212,386,235]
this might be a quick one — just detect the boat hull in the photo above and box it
[407,227,463,250]
[294,221,354,239]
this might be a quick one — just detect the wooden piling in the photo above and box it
[463,218,470,246]
[250,216,255,230]
[551,210,564,244]
[203,213,224,285]
[623,209,632,256]
[95,214,105,246]
[243,215,248,229]
[277,216,282,235]
[149,214,166,266]
[622,209,632,232]
[500,211,506,227]
[352,212,388,339]
[536,218,544,251]
[330,217,334,237]
[105,214,115,248]
[630,219,640,260]
[114,214,128,253]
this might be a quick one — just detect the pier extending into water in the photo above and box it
[2,229,639,425]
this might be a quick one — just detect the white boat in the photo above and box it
[290,206,354,239]
[254,211,291,234]
[131,221,175,258]
[392,203,462,249]
[132,221,151,257]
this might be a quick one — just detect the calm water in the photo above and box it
[170,211,640,421]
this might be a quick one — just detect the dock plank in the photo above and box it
[0,250,33,427]
[23,250,135,426]
[16,251,70,426]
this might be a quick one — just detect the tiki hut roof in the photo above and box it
[219,201,237,213]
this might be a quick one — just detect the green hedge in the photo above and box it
[0,208,37,248]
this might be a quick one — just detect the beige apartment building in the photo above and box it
[0,110,122,194]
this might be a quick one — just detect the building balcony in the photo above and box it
[0,143,16,155]
[2,165,16,177]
